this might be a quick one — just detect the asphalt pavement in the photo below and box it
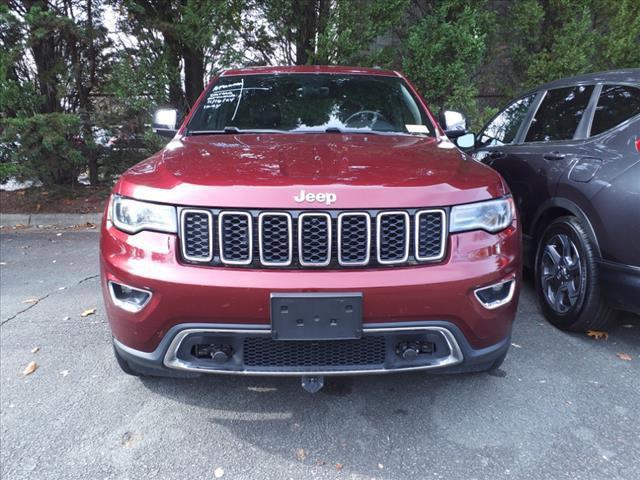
[1,229,639,480]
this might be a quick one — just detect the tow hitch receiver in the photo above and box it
[301,376,324,393]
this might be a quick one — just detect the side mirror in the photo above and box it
[440,110,468,138]
[454,132,476,149]
[152,108,178,138]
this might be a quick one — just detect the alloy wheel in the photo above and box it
[540,233,584,314]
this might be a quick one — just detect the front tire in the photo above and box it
[534,216,615,331]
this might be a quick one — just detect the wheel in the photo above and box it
[534,216,616,331]
[113,342,144,376]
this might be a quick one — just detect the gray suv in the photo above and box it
[454,69,640,331]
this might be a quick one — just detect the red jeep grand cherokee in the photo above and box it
[100,66,521,392]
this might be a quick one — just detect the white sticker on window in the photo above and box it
[406,124,429,133]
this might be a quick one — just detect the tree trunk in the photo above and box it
[183,45,205,108]
[293,0,317,65]
[25,0,59,113]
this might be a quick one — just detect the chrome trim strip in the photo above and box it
[218,211,253,265]
[162,326,464,375]
[258,212,293,266]
[298,212,332,267]
[414,209,447,261]
[107,280,153,313]
[180,209,214,262]
[473,278,517,310]
[337,212,371,266]
[376,211,410,265]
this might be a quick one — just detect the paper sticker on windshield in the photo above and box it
[406,124,429,133]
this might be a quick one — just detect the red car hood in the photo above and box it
[116,134,506,208]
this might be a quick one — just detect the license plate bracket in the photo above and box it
[270,293,363,341]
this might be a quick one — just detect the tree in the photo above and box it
[402,0,493,119]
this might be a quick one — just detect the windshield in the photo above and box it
[186,73,434,136]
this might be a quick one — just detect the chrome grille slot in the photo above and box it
[338,213,370,266]
[181,209,213,262]
[377,212,410,264]
[259,213,292,266]
[415,210,446,261]
[218,212,252,265]
[298,213,331,266]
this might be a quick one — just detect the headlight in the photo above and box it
[110,195,177,234]
[450,197,514,233]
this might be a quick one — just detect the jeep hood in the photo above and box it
[116,134,506,208]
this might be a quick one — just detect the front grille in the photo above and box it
[243,336,386,368]
[180,208,447,268]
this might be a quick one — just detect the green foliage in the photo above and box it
[314,0,410,67]
[403,0,493,117]
[2,113,88,185]
[505,0,640,90]
[99,129,166,180]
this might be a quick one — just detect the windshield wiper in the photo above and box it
[188,126,288,136]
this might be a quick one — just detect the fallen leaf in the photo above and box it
[62,316,70,321]
[587,330,608,340]
[86,222,96,229]
[616,352,632,361]
[316,460,326,466]
[31,347,39,354]
[214,467,224,478]
[36,203,41,212]
[23,361,38,375]
[80,308,96,317]
[22,298,38,304]
[60,370,70,377]
[335,463,344,471]
[295,448,306,461]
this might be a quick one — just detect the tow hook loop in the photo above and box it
[301,376,324,393]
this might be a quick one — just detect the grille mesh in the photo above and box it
[260,214,291,264]
[339,214,369,264]
[378,213,408,262]
[220,213,251,263]
[417,211,444,259]
[182,211,211,259]
[243,336,386,368]
[180,208,446,268]
[299,214,330,265]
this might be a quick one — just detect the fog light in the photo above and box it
[474,279,515,309]
[108,281,152,312]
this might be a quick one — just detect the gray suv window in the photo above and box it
[525,85,594,142]
[590,84,640,136]
[478,94,536,146]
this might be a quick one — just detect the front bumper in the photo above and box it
[101,213,520,375]
[113,321,511,377]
